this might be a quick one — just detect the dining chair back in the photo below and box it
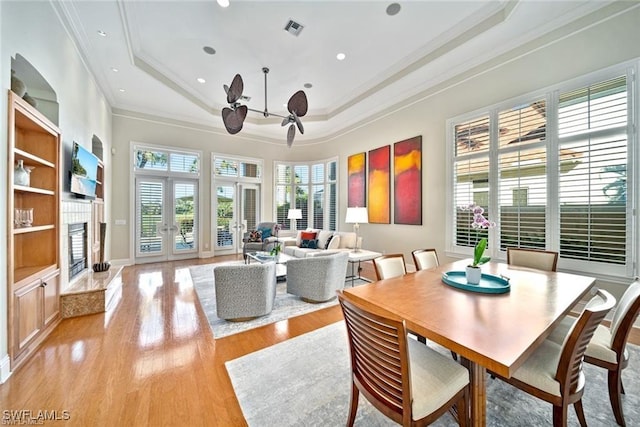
[337,290,470,426]
[584,279,640,426]
[494,288,615,427]
[372,254,407,280]
[412,248,439,271]
[507,247,558,272]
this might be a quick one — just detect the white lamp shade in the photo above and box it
[345,207,368,224]
[287,209,302,220]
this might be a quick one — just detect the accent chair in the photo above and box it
[242,221,279,260]
[214,262,276,321]
[286,252,349,303]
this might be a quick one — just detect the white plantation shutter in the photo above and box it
[558,76,628,265]
[275,159,338,231]
[137,180,164,254]
[327,161,337,230]
[275,164,292,229]
[498,100,547,250]
[453,116,491,247]
[449,68,634,275]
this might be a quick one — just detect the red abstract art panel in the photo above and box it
[394,136,422,225]
[347,152,366,208]
[368,145,390,224]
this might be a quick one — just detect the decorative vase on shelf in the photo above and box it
[14,160,30,186]
[465,265,482,285]
[22,92,38,108]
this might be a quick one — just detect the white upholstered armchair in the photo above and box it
[286,252,349,303]
[214,262,277,321]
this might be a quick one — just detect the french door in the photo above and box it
[135,177,198,263]
[215,182,260,255]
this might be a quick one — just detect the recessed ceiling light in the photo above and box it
[119,88,125,92]
[111,67,119,73]
[97,30,107,37]
[217,0,230,7]
[203,46,216,55]
[304,83,313,89]
[386,3,401,16]
[197,77,206,84]
[336,53,346,61]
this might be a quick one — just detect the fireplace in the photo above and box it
[69,222,88,280]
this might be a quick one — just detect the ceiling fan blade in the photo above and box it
[281,116,290,127]
[223,84,229,95]
[287,124,295,147]
[293,111,304,134]
[222,105,247,134]
[226,74,244,104]
[287,90,308,117]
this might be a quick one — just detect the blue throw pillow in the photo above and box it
[300,239,318,249]
[258,227,272,239]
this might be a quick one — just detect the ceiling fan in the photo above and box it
[222,67,308,147]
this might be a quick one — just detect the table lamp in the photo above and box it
[287,208,302,230]
[345,207,368,252]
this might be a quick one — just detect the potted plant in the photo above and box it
[463,203,495,285]
[270,243,282,260]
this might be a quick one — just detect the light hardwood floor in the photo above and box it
[0,255,373,426]
[1,256,637,426]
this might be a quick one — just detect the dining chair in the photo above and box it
[507,247,559,272]
[493,288,615,427]
[547,280,640,426]
[412,248,439,271]
[337,290,470,426]
[373,253,407,280]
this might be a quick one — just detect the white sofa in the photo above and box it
[283,229,361,258]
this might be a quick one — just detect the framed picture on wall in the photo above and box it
[394,136,422,225]
[347,152,366,207]
[368,145,390,224]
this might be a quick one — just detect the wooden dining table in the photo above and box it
[343,259,596,427]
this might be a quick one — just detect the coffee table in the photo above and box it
[346,249,382,286]
[246,251,294,280]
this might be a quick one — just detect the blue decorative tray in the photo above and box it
[441,271,510,294]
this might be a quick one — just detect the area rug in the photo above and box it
[226,321,640,427]
[189,262,367,339]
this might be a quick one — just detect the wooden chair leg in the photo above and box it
[608,369,626,426]
[347,383,359,427]
[574,400,587,427]
[456,389,469,427]
[552,404,569,427]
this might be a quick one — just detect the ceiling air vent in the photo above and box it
[284,20,304,36]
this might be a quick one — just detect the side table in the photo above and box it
[347,249,382,286]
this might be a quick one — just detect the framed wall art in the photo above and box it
[394,136,422,225]
[368,145,390,224]
[347,152,366,207]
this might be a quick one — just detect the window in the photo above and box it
[275,158,338,231]
[135,147,200,175]
[448,67,635,277]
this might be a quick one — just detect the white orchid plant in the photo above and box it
[461,203,496,268]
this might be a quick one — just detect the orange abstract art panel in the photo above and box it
[394,136,422,225]
[368,145,390,224]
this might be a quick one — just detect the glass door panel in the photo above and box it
[173,181,198,254]
[136,178,165,257]
[216,185,236,250]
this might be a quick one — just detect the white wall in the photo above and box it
[0,1,112,380]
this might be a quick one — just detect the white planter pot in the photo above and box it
[465,266,482,285]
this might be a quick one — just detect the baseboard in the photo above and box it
[0,354,12,384]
